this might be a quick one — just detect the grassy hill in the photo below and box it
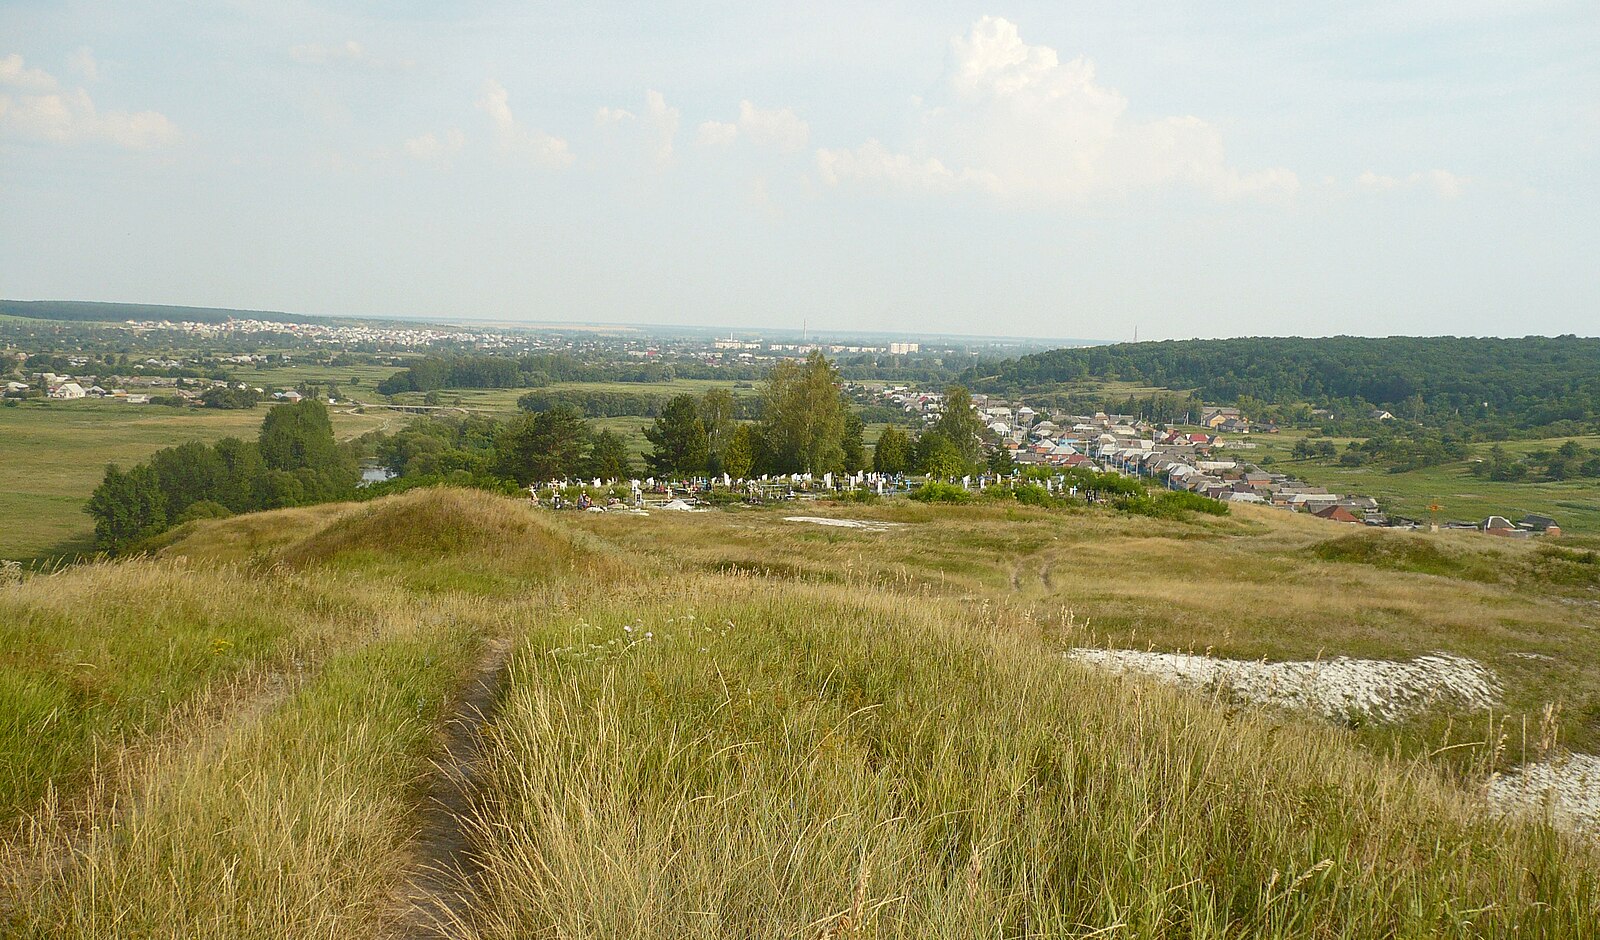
[3,489,1599,936]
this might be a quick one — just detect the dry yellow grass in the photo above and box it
[2,488,1597,937]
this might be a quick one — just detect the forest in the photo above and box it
[964,336,1600,435]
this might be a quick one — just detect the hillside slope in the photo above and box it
[3,489,1598,937]
[963,335,1600,429]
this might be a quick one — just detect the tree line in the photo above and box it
[516,388,761,420]
[87,400,359,553]
[374,353,768,396]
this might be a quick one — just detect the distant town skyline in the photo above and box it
[3,2,1597,340]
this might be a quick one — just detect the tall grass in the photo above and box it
[5,488,1599,937]
[1,489,603,935]
[6,627,477,938]
[458,576,1600,938]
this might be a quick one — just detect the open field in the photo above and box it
[228,362,402,392]
[379,378,762,413]
[0,400,397,560]
[3,488,1598,935]
[1244,428,1600,533]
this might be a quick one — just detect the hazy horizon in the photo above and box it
[3,3,1597,340]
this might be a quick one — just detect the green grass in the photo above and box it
[377,378,763,413]
[1247,429,1600,533]
[228,362,401,392]
[0,399,396,560]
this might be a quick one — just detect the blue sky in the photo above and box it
[2,1,1596,339]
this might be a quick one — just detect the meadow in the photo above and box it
[1245,429,1600,533]
[0,400,396,560]
[2,487,1598,936]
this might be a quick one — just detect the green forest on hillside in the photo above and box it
[964,336,1600,435]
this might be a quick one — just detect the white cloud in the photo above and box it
[1357,168,1467,199]
[0,54,176,149]
[643,90,680,163]
[818,17,1296,203]
[737,100,807,152]
[68,47,98,82]
[595,90,680,164]
[475,79,572,168]
[696,119,738,147]
[817,139,994,193]
[404,128,465,163]
[0,53,57,91]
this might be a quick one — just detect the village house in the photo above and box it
[1313,505,1363,524]
[1200,406,1242,429]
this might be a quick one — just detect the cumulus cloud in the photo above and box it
[1357,168,1466,199]
[0,53,176,149]
[404,128,465,163]
[737,100,808,151]
[694,101,809,152]
[817,17,1296,203]
[0,53,57,91]
[695,119,738,147]
[475,79,572,168]
[596,90,680,164]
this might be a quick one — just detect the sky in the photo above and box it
[2,1,1597,341]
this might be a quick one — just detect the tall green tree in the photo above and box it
[722,424,757,479]
[644,394,709,477]
[841,410,866,474]
[212,437,265,513]
[257,399,356,501]
[759,352,847,474]
[147,441,226,520]
[872,426,912,474]
[259,399,341,472]
[586,429,634,480]
[86,464,167,554]
[933,385,986,468]
[494,406,590,485]
[699,388,737,474]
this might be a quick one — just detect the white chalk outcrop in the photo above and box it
[1067,648,1500,722]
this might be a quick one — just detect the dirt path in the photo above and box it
[386,637,513,940]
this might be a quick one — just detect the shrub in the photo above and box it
[177,500,232,523]
[909,481,971,504]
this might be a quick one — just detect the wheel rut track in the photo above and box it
[387,638,512,940]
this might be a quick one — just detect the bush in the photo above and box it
[1115,490,1229,520]
[1012,483,1058,508]
[910,481,971,504]
[177,500,233,523]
